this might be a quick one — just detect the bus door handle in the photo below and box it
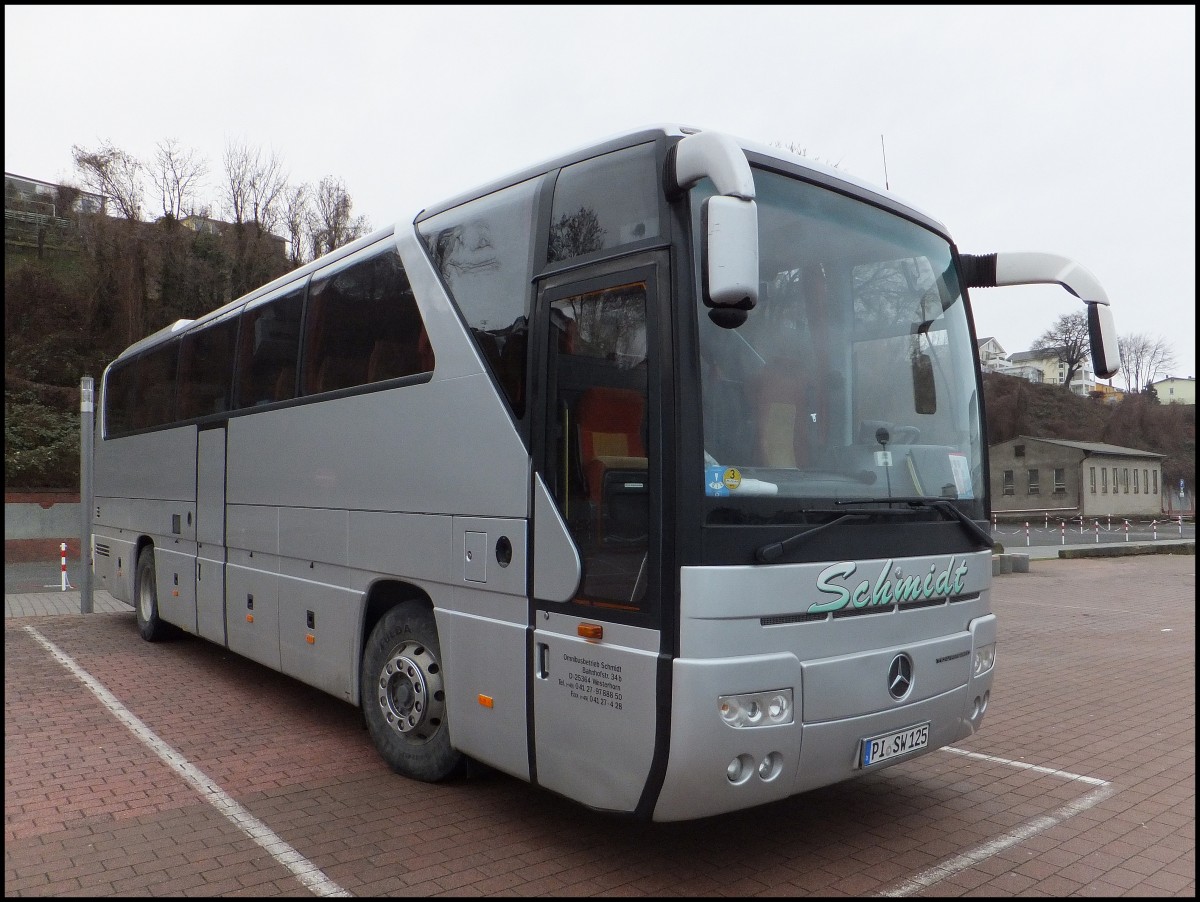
[536,642,549,679]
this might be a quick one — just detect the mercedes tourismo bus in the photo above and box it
[91,126,1121,821]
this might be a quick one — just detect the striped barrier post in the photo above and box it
[60,542,69,591]
[1060,521,1065,545]
[1152,520,1157,541]
[1094,520,1099,543]
[1125,520,1129,542]
[1025,522,1030,546]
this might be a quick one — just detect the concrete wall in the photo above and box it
[4,492,82,562]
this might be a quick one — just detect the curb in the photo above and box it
[994,541,1195,572]
[1058,541,1195,559]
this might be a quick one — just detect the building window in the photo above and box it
[1027,468,1039,495]
[1113,468,1119,494]
[1134,469,1139,494]
[1153,470,1158,495]
[1123,468,1130,494]
[1053,468,1066,494]
[1002,470,1015,495]
[1014,444,1025,458]
[1090,466,1096,494]
[1144,469,1150,496]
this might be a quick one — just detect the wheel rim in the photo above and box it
[376,641,445,743]
[138,567,154,622]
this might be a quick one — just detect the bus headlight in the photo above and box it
[719,689,793,728]
[973,643,996,677]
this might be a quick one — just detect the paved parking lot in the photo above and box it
[4,553,1195,896]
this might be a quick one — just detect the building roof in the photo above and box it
[1007,348,1058,363]
[1007,435,1165,459]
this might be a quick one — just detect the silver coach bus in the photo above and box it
[91,126,1120,820]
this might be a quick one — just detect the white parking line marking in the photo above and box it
[879,746,1115,897]
[24,626,352,898]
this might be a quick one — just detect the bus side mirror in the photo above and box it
[1087,302,1121,379]
[702,195,758,329]
[913,352,937,414]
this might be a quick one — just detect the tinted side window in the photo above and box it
[420,177,538,418]
[303,249,430,396]
[547,142,660,265]
[235,288,303,408]
[104,359,138,436]
[105,342,179,435]
[178,316,239,419]
[138,342,180,429]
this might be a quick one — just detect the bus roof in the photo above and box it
[114,124,946,362]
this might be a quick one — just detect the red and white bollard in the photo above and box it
[1044,513,1049,530]
[1025,522,1030,546]
[60,542,69,591]
[1125,519,1129,542]
[1080,516,1085,535]
[1060,521,1066,545]
[1152,520,1158,541]
[1094,520,1099,543]
[1108,515,1112,531]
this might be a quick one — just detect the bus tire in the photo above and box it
[134,546,171,642]
[362,603,464,782]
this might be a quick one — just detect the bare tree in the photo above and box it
[309,176,370,258]
[1118,332,1176,394]
[282,183,311,266]
[1032,311,1090,390]
[151,138,207,221]
[222,139,287,232]
[72,140,145,220]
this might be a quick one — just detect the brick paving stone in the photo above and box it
[5,556,1194,896]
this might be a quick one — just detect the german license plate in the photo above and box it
[861,722,929,767]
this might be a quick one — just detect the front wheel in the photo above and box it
[134,546,171,642]
[361,603,464,782]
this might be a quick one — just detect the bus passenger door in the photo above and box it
[531,262,666,815]
[195,425,227,644]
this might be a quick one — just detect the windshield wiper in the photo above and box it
[834,496,995,550]
[755,513,867,563]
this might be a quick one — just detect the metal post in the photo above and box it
[1124,520,1129,542]
[1094,520,1099,543]
[80,376,94,614]
[1060,521,1065,545]
[1025,522,1030,547]
[1152,520,1157,541]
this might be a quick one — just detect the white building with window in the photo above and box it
[1149,375,1195,405]
[1005,348,1095,396]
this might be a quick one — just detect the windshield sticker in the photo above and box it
[811,557,970,614]
[948,453,973,499]
[706,465,743,495]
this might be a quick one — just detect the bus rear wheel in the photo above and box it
[362,603,464,782]
[134,546,171,642]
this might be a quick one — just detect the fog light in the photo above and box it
[758,752,783,781]
[726,754,753,784]
[718,689,794,728]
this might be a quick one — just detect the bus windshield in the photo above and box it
[697,168,984,519]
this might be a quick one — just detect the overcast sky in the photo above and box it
[6,5,1195,382]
